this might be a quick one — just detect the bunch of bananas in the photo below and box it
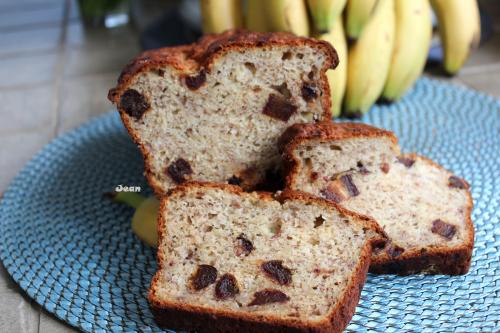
[200,0,481,117]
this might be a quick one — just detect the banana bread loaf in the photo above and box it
[108,30,338,195]
[279,122,474,275]
[149,182,384,333]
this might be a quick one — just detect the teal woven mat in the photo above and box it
[0,78,498,332]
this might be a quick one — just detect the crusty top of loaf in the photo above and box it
[108,30,339,103]
[278,122,398,153]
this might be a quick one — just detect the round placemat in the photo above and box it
[0,78,499,332]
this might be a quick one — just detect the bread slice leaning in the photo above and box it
[149,182,385,333]
[108,30,338,195]
[279,122,474,275]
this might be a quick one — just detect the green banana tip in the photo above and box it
[103,191,118,200]
[103,191,147,209]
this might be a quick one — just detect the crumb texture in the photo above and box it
[111,31,335,194]
[150,185,374,324]
[286,124,472,266]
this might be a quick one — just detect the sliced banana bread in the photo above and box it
[280,122,474,275]
[149,182,384,333]
[108,30,338,195]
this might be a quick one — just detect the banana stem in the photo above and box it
[104,191,146,209]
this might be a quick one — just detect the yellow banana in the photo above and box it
[345,0,378,40]
[344,0,395,115]
[318,19,348,117]
[382,0,432,101]
[265,0,310,36]
[245,0,269,32]
[131,196,159,247]
[200,0,243,34]
[307,0,347,33]
[431,0,481,75]
[106,192,159,247]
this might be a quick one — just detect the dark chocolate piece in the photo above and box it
[431,219,457,240]
[215,274,239,300]
[120,89,150,120]
[248,289,290,306]
[235,234,254,256]
[167,158,193,184]
[340,174,360,197]
[185,70,207,90]
[301,83,318,101]
[262,94,297,121]
[190,265,217,291]
[261,260,292,285]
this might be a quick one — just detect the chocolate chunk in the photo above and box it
[282,51,292,60]
[167,158,193,184]
[190,265,217,291]
[320,185,343,203]
[261,260,292,285]
[248,289,290,306]
[380,163,390,174]
[448,176,469,190]
[262,94,297,122]
[357,161,369,175]
[397,157,415,168]
[340,174,360,197]
[244,62,257,74]
[235,233,254,256]
[227,176,242,186]
[314,215,325,228]
[155,69,165,77]
[185,70,206,90]
[431,219,457,240]
[120,89,150,120]
[310,171,319,182]
[387,244,405,257]
[215,274,239,300]
[301,83,318,102]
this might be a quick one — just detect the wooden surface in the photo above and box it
[0,0,499,332]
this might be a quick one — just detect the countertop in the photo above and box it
[0,0,499,332]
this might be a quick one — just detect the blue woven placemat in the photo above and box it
[0,78,499,332]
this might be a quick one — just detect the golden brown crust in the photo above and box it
[279,122,399,190]
[108,30,339,197]
[278,121,398,153]
[150,182,384,333]
[109,30,338,102]
[280,123,474,275]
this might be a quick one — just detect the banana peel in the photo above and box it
[106,191,159,247]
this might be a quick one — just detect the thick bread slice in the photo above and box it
[108,30,338,195]
[149,182,384,333]
[280,122,474,275]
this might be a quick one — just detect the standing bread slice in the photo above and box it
[279,122,474,275]
[149,182,385,333]
[108,30,338,195]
